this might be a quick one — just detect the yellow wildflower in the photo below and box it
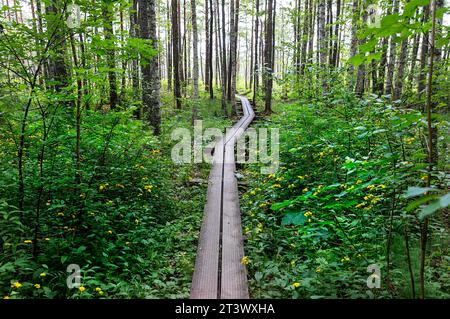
[313,191,320,196]
[99,183,109,191]
[378,184,386,189]
[371,197,381,204]
[40,272,46,277]
[316,268,321,273]
[107,230,113,235]
[95,287,102,292]
[78,286,86,292]
[24,240,32,244]
[292,282,301,288]
[34,284,41,289]
[144,185,154,192]
[304,211,313,217]
[57,212,64,217]
[355,202,366,209]
[302,188,308,192]
[272,184,281,188]
[356,180,363,184]
[341,256,351,262]
[241,256,249,265]
[11,281,22,289]
[3,295,10,299]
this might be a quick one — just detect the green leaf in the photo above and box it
[348,54,365,67]
[406,194,439,212]
[418,193,450,220]
[281,212,307,226]
[271,200,294,211]
[404,186,439,198]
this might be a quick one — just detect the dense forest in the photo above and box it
[0,0,449,300]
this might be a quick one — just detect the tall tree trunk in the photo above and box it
[204,0,210,92]
[45,1,68,93]
[102,1,118,109]
[119,7,127,102]
[140,0,161,135]
[355,4,367,96]
[171,0,182,108]
[331,0,341,67]
[208,0,214,99]
[191,0,199,98]
[394,38,408,101]
[300,0,309,75]
[264,0,274,114]
[385,0,399,97]
[229,0,239,115]
[227,0,235,101]
[348,0,359,89]
[252,0,259,106]
[220,0,227,110]
[166,0,172,91]
[317,0,326,66]
[130,0,140,100]
[418,5,430,111]
[249,5,254,91]
[420,0,438,300]
[307,0,315,65]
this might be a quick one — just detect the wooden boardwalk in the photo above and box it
[190,96,255,299]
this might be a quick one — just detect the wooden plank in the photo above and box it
[190,96,254,299]
[221,142,249,298]
[190,140,224,299]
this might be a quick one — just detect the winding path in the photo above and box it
[190,96,255,299]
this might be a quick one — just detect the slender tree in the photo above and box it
[264,0,274,114]
[191,0,199,98]
[171,0,182,108]
[102,0,118,109]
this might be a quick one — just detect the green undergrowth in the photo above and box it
[241,90,449,299]
[0,94,231,299]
